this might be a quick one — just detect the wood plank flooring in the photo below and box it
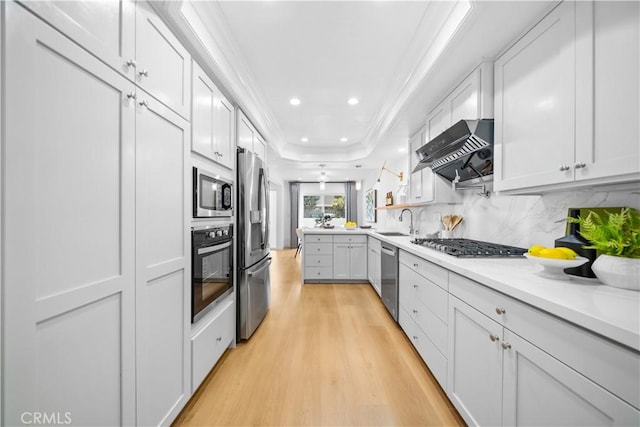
[173,249,465,426]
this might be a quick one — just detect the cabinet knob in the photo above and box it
[489,334,499,342]
[574,162,586,169]
[413,284,418,289]
[501,341,511,350]
[495,307,506,315]
[216,337,222,342]
[126,59,137,68]
[138,100,149,109]
[138,69,149,78]
[412,336,419,340]
[559,164,570,171]
[413,263,419,268]
[126,92,136,100]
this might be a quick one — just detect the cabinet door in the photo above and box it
[255,134,267,161]
[214,92,235,169]
[192,62,215,160]
[3,4,136,425]
[135,0,191,119]
[349,243,368,280]
[333,244,350,281]
[502,330,640,426]
[426,105,451,140]
[17,0,136,80]
[409,128,425,203]
[237,113,255,151]
[576,1,640,181]
[494,2,577,191]
[448,296,503,427]
[135,91,190,426]
[449,71,480,124]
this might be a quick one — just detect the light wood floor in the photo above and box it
[173,249,465,427]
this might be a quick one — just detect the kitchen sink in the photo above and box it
[376,231,408,237]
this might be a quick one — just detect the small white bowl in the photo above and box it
[524,253,589,280]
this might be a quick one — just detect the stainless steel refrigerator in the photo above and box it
[236,147,271,340]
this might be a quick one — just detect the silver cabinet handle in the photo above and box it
[216,337,222,342]
[413,284,418,289]
[126,59,137,68]
[489,334,499,342]
[412,309,418,314]
[126,92,136,100]
[496,307,506,315]
[559,164,570,171]
[501,342,511,350]
[138,69,149,77]
[574,162,586,169]
[138,100,149,108]
[413,263,419,268]
[412,336,418,340]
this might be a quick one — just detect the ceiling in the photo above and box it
[170,1,556,183]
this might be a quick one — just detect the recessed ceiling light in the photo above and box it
[301,137,308,142]
[298,177,302,180]
[340,137,348,142]
[398,147,407,153]
[290,98,301,106]
[347,97,359,105]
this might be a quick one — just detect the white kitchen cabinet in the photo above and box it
[237,109,267,160]
[303,234,334,282]
[494,1,640,193]
[16,0,136,80]
[192,61,234,169]
[367,237,382,296]
[408,127,426,204]
[448,273,640,427]
[2,4,137,425]
[333,235,368,281]
[136,1,191,119]
[191,298,235,393]
[135,89,191,427]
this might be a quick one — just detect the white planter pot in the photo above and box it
[592,254,640,291]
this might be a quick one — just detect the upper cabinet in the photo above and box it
[20,0,191,119]
[408,63,492,205]
[192,61,235,169]
[237,109,267,162]
[494,1,640,193]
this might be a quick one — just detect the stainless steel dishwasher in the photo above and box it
[380,243,399,322]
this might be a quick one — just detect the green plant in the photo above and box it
[567,207,640,258]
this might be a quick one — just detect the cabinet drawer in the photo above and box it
[399,294,448,355]
[400,306,447,390]
[450,272,640,410]
[399,264,448,323]
[368,236,382,252]
[305,266,333,280]
[305,242,333,255]
[191,299,234,393]
[399,250,448,290]
[305,234,333,243]
[334,234,367,243]
[304,254,332,268]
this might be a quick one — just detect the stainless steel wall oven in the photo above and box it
[192,224,233,323]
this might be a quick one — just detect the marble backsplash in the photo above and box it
[373,186,640,249]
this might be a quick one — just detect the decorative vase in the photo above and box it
[591,255,640,291]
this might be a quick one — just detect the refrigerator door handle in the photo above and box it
[258,167,269,250]
[247,257,272,277]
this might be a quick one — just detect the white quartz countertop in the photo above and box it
[303,227,640,350]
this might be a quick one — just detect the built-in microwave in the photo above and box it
[193,167,233,218]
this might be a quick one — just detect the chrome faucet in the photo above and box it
[399,208,415,235]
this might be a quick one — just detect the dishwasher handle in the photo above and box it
[381,246,396,256]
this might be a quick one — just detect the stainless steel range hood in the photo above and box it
[413,119,494,183]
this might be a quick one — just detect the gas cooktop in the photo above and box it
[411,238,527,258]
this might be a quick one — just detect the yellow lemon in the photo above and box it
[538,248,571,259]
[528,245,546,256]
[555,247,577,259]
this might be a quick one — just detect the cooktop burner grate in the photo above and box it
[411,238,527,258]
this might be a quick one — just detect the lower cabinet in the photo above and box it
[448,291,640,427]
[333,235,368,281]
[191,298,235,393]
[367,237,382,295]
[303,234,334,282]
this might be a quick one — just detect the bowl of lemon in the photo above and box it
[344,221,357,230]
[524,246,589,280]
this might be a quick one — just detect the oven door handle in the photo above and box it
[197,240,232,255]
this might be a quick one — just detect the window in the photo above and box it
[299,183,346,227]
